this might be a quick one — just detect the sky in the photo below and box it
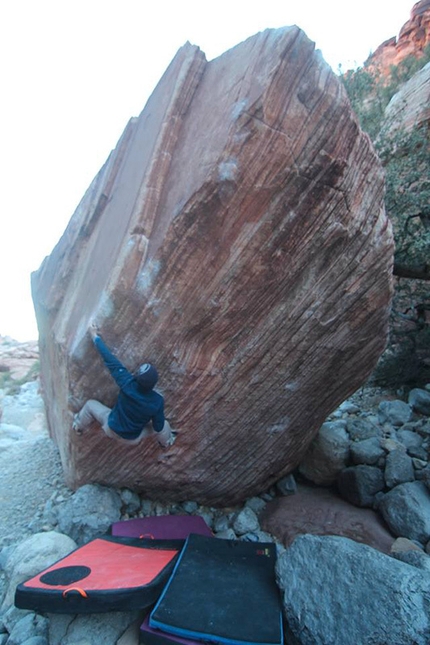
[0,0,416,341]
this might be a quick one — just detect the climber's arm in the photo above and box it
[92,334,133,388]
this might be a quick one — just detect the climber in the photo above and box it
[72,325,176,448]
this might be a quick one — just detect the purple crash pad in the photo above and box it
[111,515,213,540]
[140,614,199,645]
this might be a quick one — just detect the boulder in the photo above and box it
[379,481,430,544]
[31,27,393,505]
[276,534,430,645]
[350,436,385,465]
[260,485,394,553]
[384,449,415,488]
[56,484,122,545]
[378,400,413,427]
[337,465,385,507]
[6,614,49,645]
[346,417,381,441]
[1,532,76,611]
[409,388,430,416]
[298,422,350,486]
[48,612,137,645]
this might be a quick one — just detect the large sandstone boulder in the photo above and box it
[32,27,393,505]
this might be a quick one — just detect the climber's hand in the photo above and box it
[89,322,100,340]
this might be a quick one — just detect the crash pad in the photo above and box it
[15,536,183,613]
[150,534,283,645]
[140,616,200,645]
[111,514,213,540]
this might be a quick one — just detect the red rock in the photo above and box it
[32,28,393,505]
[261,485,395,553]
[367,0,430,74]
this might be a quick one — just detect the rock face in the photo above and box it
[367,0,430,74]
[32,27,393,505]
[381,60,430,135]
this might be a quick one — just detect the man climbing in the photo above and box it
[73,325,176,447]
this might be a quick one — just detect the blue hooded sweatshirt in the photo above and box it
[93,335,165,440]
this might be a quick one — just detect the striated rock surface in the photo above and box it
[367,0,430,74]
[380,60,430,135]
[261,485,395,553]
[32,27,393,505]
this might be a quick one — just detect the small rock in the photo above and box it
[214,529,237,540]
[378,400,413,427]
[120,489,140,515]
[337,465,385,508]
[275,474,297,496]
[196,509,214,529]
[408,389,430,416]
[384,450,415,489]
[397,429,423,451]
[140,499,155,516]
[338,401,360,415]
[240,530,274,542]
[417,422,430,437]
[390,537,423,553]
[1,607,32,634]
[299,421,350,486]
[413,458,428,470]
[408,446,428,460]
[233,507,260,535]
[350,437,385,465]
[416,465,430,487]
[346,417,381,441]
[181,501,198,514]
[381,437,406,453]
[7,613,49,645]
[154,502,170,516]
[391,550,430,572]
[213,515,230,533]
[245,497,267,515]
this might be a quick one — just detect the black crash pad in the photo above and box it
[149,534,283,645]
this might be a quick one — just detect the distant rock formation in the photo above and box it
[367,0,430,74]
[0,336,39,381]
[32,27,394,505]
[381,60,430,134]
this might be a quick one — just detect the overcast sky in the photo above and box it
[0,0,415,341]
